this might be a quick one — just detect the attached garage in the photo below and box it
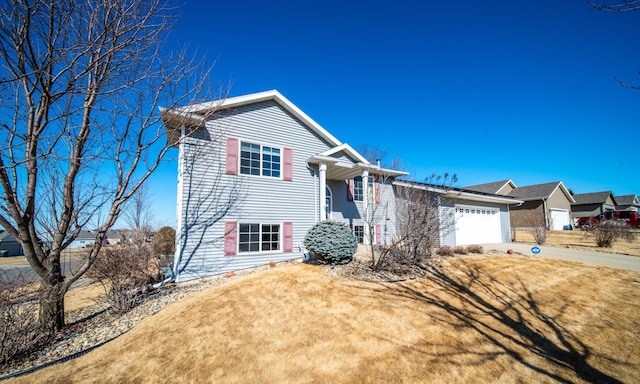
[454,205,502,245]
[394,180,522,247]
[550,209,571,230]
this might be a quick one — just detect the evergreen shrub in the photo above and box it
[303,221,357,264]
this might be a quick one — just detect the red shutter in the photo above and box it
[283,147,293,181]
[347,179,354,201]
[224,221,237,256]
[283,222,293,252]
[226,137,238,175]
[375,224,381,245]
[374,181,381,203]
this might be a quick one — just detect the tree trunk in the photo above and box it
[38,281,65,334]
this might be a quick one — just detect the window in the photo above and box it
[240,142,280,178]
[238,223,280,253]
[354,225,364,243]
[325,186,332,219]
[353,176,363,201]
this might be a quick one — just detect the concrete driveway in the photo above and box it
[485,242,640,272]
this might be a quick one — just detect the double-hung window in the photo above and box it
[353,176,363,201]
[240,142,281,178]
[353,225,364,244]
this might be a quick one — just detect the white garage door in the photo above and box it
[454,205,502,245]
[550,209,571,230]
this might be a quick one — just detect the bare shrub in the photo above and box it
[437,246,455,257]
[0,273,48,366]
[87,245,160,313]
[583,223,635,248]
[454,246,469,255]
[466,245,484,254]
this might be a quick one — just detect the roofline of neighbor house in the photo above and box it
[394,180,523,205]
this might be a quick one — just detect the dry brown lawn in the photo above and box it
[514,229,640,257]
[64,283,105,313]
[8,255,640,384]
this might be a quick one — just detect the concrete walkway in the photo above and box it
[485,242,640,272]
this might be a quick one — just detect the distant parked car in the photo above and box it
[576,211,640,228]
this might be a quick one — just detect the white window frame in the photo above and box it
[239,140,282,179]
[237,222,281,254]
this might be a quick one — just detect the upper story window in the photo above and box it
[240,142,280,177]
[353,176,363,201]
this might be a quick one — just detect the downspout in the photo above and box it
[543,198,549,229]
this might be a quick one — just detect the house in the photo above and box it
[508,182,575,230]
[466,180,575,230]
[614,195,640,212]
[0,229,23,257]
[571,191,617,220]
[464,179,516,196]
[67,230,106,249]
[161,90,517,282]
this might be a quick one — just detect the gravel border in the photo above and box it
[0,261,293,380]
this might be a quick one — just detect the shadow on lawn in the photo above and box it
[366,262,626,383]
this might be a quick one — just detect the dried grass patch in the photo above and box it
[8,256,640,384]
[514,229,640,256]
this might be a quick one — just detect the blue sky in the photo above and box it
[148,0,639,227]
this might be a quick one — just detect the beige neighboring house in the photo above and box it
[466,180,575,230]
[571,191,617,220]
[614,194,640,212]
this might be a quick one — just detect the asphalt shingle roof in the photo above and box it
[572,191,615,205]
[464,180,512,195]
[614,195,638,206]
[507,181,562,200]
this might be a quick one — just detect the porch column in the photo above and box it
[319,162,327,221]
[362,169,369,218]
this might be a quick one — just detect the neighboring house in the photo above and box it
[67,230,100,249]
[0,229,23,257]
[395,181,521,246]
[464,179,516,196]
[507,182,575,230]
[614,195,640,212]
[161,90,518,282]
[571,191,617,220]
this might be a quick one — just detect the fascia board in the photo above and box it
[184,90,344,148]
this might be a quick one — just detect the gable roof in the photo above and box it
[614,194,639,206]
[464,179,516,195]
[507,181,576,203]
[572,191,617,206]
[0,230,19,243]
[161,90,342,148]
[164,90,408,180]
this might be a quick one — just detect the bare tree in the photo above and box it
[588,0,640,12]
[362,173,390,269]
[357,144,404,172]
[369,174,458,271]
[589,1,640,89]
[123,183,154,245]
[0,0,218,333]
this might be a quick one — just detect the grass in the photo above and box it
[7,255,640,384]
[513,229,640,256]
